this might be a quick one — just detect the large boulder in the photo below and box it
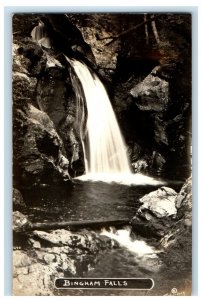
[131,186,178,238]
[13,104,70,186]
[131,177,192,240]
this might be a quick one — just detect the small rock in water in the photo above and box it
[13,188,26,210]
[43,253,55,264]
[13,211,32,232]
[28,238,41,249]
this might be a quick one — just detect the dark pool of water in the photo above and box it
[21,180,168,223]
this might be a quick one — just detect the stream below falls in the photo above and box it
[18,179,191,296]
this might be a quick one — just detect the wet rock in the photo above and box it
[13,14,39,42]
[13,228,118,295]
[13,189,26,210]
[140,187,178,217]
[13,104,70,186]
[175,176,192,223]
[28,238,41,249]
[35,67,85,177]
[13,211,32,233]
[132,159,149,173]
[152,114,169,146]
[13,250,35,268]
[13,17,86,181]
[131,177,192,240]
[12,66,37,110]
[32,229,118,254]
[15,39,47,76]
[13,32,72,185]
[40,14,96,66]
[128,142,142,163]
[128,60,191,176]
[130,66,169,112]
[159,177,192,249]
[68,14,121,70]
[151,151,166,174]
[131,187,178,238]
[13,261,56,296]
[35,67,69,127]
[43,253,55,264]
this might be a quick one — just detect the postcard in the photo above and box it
[12,12,192,296]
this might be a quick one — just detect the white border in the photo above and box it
[1,1,201,299]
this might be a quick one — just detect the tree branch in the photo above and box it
[151,14,160,44]
[96,15,158,46]
[144,13,149,45]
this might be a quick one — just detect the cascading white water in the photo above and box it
[68,58,131,175]
[67,58,165,185]
[100,226,159,257]
[100,226,162,273]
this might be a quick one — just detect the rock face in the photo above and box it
[12,15,87,187]
[175,176,192,224]
[35,66,85,177]
[130,66,169,112]
[129,63,191,176]
[13,211,32,233]
[131,177,192,240]
[13,229,118,296]
[68,14,122,70]
[13,103,70,186]
[13,188,26,210]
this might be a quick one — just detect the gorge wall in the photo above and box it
[13,13,192,187]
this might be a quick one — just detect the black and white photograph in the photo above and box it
[12,12,192,296]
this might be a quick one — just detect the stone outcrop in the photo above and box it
[13,229,118,296]
[13,103,70,186]
[131,187,178,238]
[13,188,26,210]
[130,66,169,112]
[131,177,192,241]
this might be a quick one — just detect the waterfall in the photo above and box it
[68,58,131,174]
[67,57,165,185]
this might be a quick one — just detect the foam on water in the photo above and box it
[101,226,157,257]
[76,173,165,186]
